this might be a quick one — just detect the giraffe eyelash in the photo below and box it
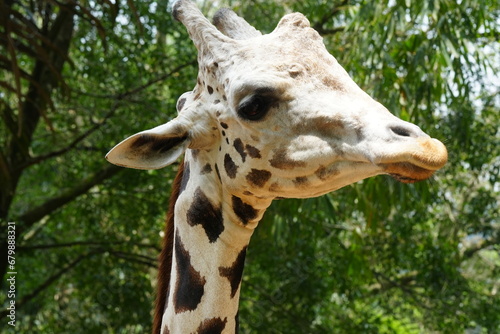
[237,94,275,121]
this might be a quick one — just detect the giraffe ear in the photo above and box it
[106,121,190,170]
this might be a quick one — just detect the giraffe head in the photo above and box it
[106,0,447,200]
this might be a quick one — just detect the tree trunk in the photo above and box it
[0,4,75,287]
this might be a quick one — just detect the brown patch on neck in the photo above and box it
[219,247,247,298]
[196,317,228,334]
[153,161,184,334]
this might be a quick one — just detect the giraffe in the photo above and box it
[105,1,448,333]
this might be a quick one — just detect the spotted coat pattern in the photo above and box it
[105,1,447,333]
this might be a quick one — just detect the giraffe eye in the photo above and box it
[237,95,273,121]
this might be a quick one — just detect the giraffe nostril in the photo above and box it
[390,125,416,138]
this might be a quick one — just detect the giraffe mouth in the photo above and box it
[378,138,448,183]
[385,163,436,183]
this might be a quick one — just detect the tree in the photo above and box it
[1,0,498,333]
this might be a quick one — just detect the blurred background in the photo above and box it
[0,0,498,333]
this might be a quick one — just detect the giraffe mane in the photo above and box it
[153,160,184,334]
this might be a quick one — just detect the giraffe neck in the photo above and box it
[159,150,271,334]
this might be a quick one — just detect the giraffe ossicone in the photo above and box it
[106,1,448,333]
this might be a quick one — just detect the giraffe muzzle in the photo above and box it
[379,137,448,182]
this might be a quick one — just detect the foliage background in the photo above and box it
[1,0,498,333]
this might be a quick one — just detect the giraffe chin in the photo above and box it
[383,163,437,183]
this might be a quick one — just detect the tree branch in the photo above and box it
[313,0,349,35]
[462,235,499,259]
[118,60,196,97]
[18,240,161,252]
[0,249,103,319]
[73,61,196,100]
[370,270,432,310]
[369,270,419,295]
[316,26,346,36]
[0,150,9,193]
[17,164,122,233]
[0,244,160,320]
[108,250,157,268]
[17,59,196,171]
[17,108,116,171]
